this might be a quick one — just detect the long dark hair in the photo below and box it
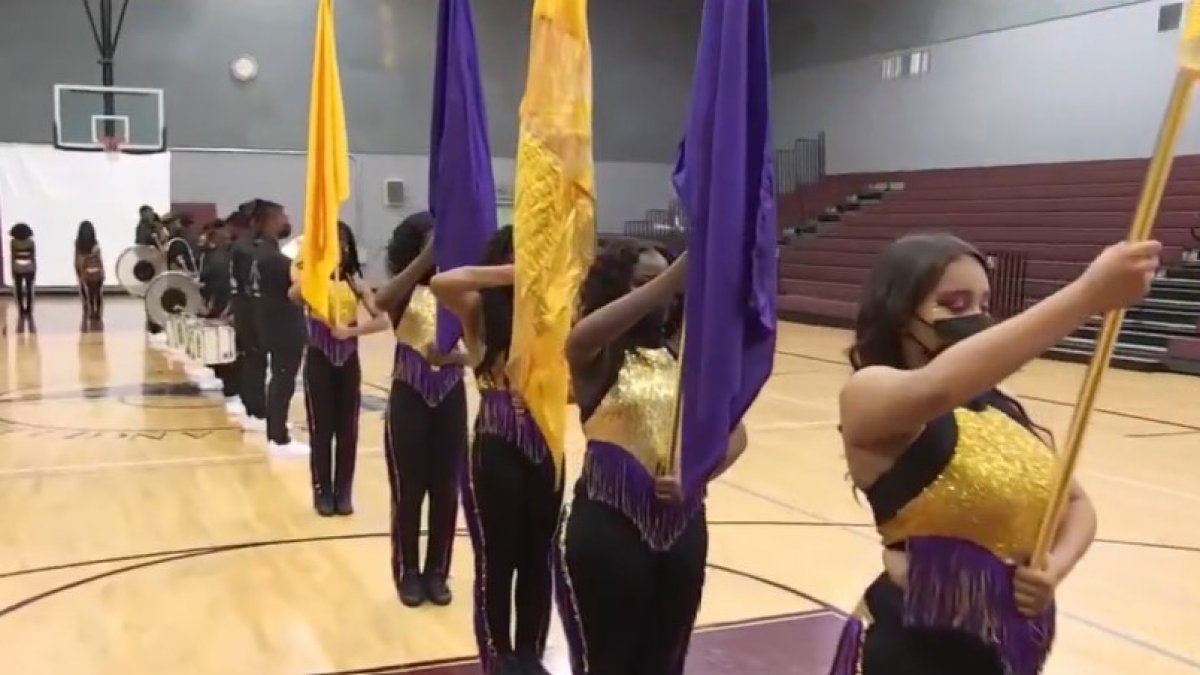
[75,221,98,254]
[9,223,33,240]
[337,221,363,278]
[578,237,682,347]
[478,226,515,373]
[849,232,1051,444]
[386,211,434,280]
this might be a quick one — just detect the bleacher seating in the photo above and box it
[778,155,1200,373]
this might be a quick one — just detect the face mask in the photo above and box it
[279,223,293,239]
[630,308,667,348]
[923,313,994,355]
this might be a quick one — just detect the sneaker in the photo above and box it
[314,492,336,517]
[225,398,246,416]
[268,440,310,457]
[423,573,453,606]
[240,416,267,433]
[492,655,524,675]
[334,493,354,516]
[515,652,550,675]
[398,572,426,607]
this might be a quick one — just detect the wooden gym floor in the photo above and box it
[0,297,1197,675]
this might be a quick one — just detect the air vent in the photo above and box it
[1160,3,1183,32]
[384,179,405,207]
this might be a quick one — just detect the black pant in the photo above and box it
[233,298,266,419]
[304,347,361,497]
[860,575,1005,675]
[214,361,240,398]
[264,331,304,445]
[384,379,468,584]
[461,433,563,669]
[556,493,707,675]
[80,278,103,319]
[12,272,34,315]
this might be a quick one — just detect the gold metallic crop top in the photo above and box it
[582,347,679,476]
[877,405,1055,562]
[394,286,438,349]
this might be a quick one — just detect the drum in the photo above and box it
[165,315,190,351]
[189,320,236,365]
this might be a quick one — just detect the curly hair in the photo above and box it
[578,237,681,344]
[386,211,434,279]
[478,225,515,373]
[9,223,33,240]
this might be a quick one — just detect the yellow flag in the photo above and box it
[300,0,350,324]
[508,0,596,476]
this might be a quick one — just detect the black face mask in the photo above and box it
[279,223,293,239]
[631,309,668,348]
[921,313,994,356]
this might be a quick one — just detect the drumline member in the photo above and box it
[248,199,308,456]
[555,241,746,675]
[199,221,240,406]
[369,212,469,608]
[134,206,166,335]
[430,225,559,675]
[828,233,1155,675]
[9,223,37,317]
[229,202,268,429]
[288,222,377,517]
[165,215,201,275]
[74,220,105,323]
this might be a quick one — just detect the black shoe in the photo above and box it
[516,652,550,675]
[423,573,452,606]
[314,492,336,517]
[334,493,354,516]
[490,655,523,675]
[399,572,426,607]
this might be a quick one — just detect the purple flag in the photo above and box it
[430,0,498,351]
[673,0,777,500]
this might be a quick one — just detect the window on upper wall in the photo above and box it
[1160,2,1183,32]
[881,48,931,81]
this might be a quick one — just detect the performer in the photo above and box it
[372,212,469,608]
[74,220,105,323]
[8,223,36,317]
[555,241,746,675]
[248,199,308,455]
[199,221,240,409]
[289,222,377,517]
[165,215,201,274]
[828,233,1157,675]
[429,226,558,674]
[229,202,268,430]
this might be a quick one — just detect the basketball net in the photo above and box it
[101,135,122,161]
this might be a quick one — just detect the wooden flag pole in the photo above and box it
[666,321,687,482]
[1032,68,1199,566]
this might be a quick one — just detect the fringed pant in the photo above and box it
[834,575,1006,675]
[383,379,467,586]
[79,278,103,319]
[555,492,707,675]
[12,271,34,315]
[461,433,563,671]
[303,347,361,498]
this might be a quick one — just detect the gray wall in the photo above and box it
[771,0,1200,173]
[0,0,701,239]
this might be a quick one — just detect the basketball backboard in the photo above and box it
[53,84,165,153]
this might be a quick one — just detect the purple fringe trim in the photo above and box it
[392,343,464,407]
[306,317,358,367]
[827,615,864,675]
[903,536,1055,675]
[581,441,702,552]
[475,389,549,465]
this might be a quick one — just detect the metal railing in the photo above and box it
[774,132,826,196]
[986,251,1028,321]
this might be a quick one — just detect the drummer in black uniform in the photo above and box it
[229,202,268,431]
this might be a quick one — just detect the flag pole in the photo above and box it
[1032,66,1199,566]
[667,320,687,480]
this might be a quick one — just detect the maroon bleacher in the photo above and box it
[778,155,1200,323]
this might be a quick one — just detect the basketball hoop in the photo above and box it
[100,135,122,160]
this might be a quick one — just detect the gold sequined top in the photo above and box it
[394,286,438,349]
[582,347,679,476]
[877,405,1055,562]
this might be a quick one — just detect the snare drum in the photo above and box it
[165,315,190,351]
[190,320,237,365]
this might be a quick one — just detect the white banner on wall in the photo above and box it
[0,143,171,288]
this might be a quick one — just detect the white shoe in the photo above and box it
[225,398,246,416]
[268,440,310,457]
[197,378,223,392]
[240,416,267,433]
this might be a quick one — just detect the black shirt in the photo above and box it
[200,246,232,316]
[229,237,258,299]
[165,237,197,274]
[135,220,157,246]
[252,237,304,332]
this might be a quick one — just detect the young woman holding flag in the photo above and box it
[554,240,746,675]
[430,225,561,675]
[289,222,377,517]
[370,212,470,609]
[828,233,1154,675]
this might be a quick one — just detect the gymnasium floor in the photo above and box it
[0,297,1197,675]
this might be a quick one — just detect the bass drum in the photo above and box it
[144,271,204,328]
[114,245,166,298]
